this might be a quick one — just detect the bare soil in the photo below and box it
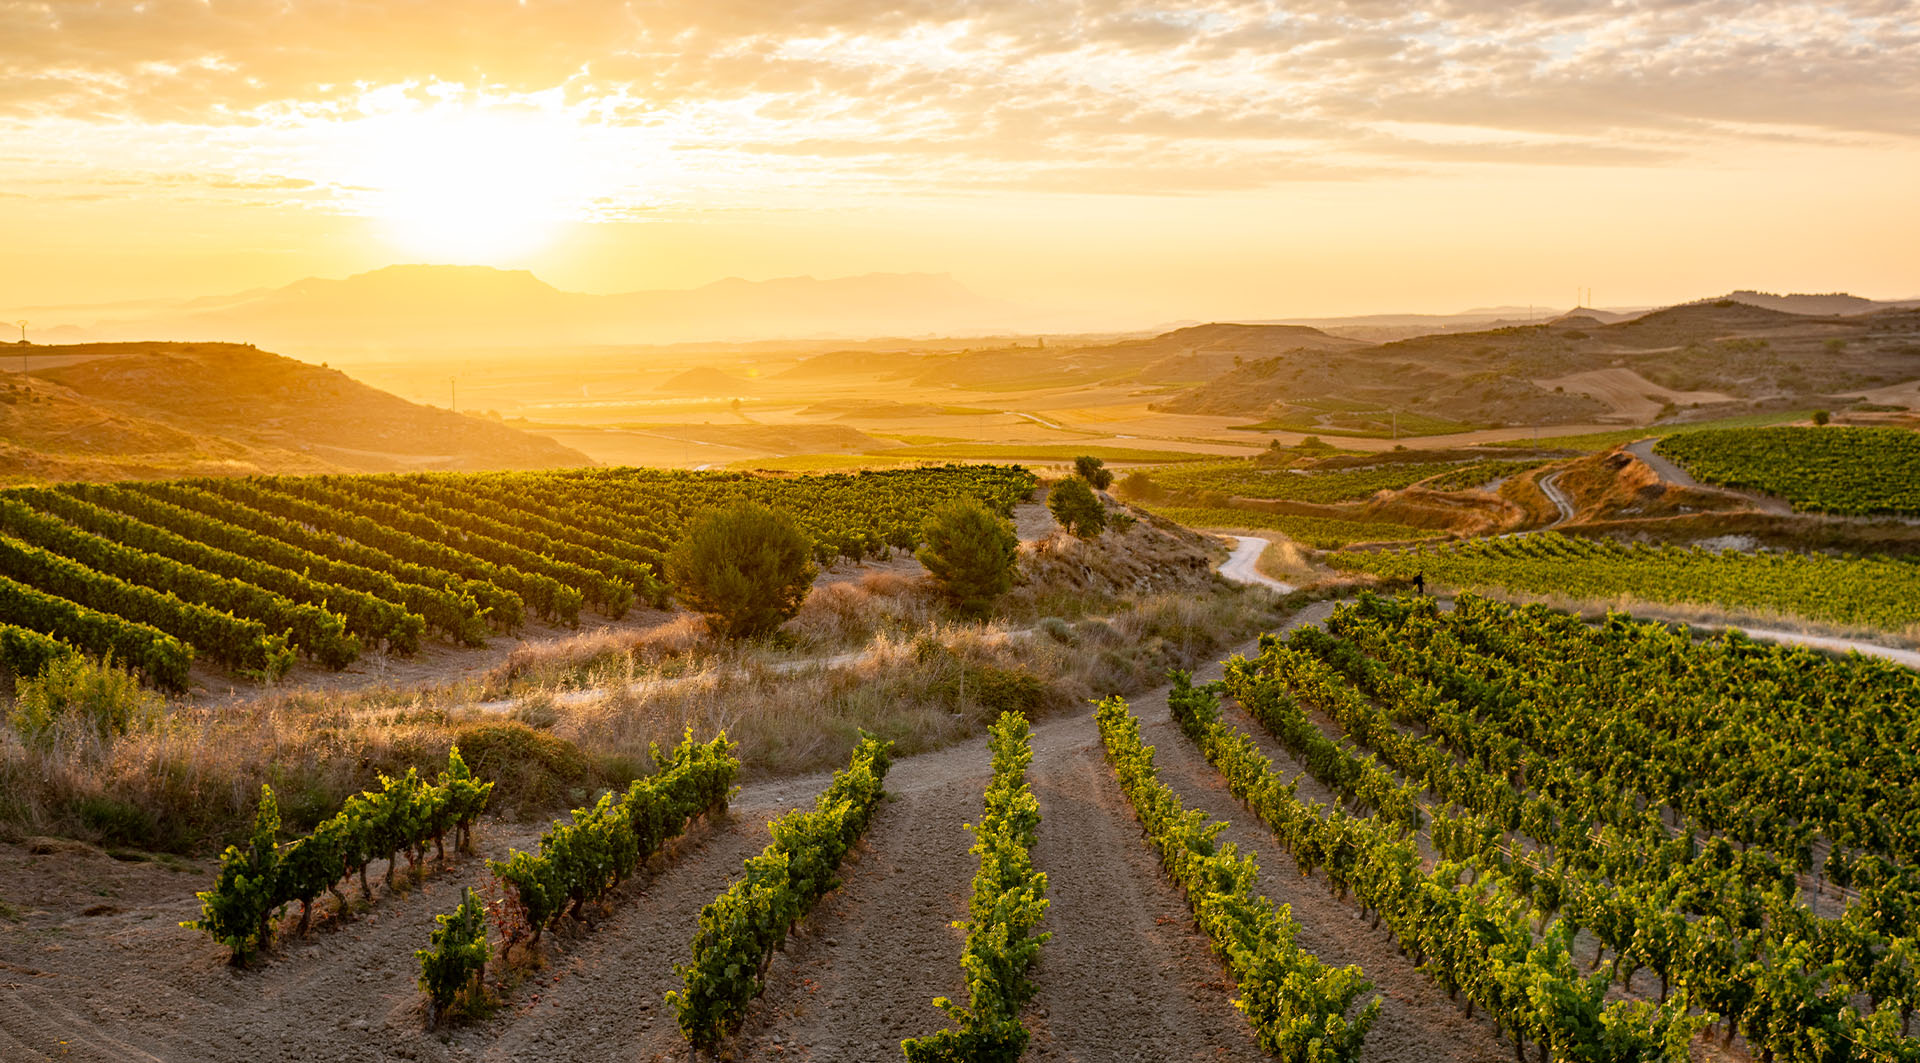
[0,628,1523,1063]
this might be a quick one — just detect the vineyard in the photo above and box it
[1186,594,1920,1061]
[0,465,1035,690]
[1655,426,1920,516]
[7,594,1919,1061]
[1148,457,1530,504]
[1332,531,1920,633]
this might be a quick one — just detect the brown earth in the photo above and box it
[0,625,1531,1063]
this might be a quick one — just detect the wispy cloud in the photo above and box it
[1,0,1915,202]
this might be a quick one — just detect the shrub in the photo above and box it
[917,500,1018,617]
[1072,455,1114,491]
[1113,471,1164,503]
[417,886,491,1024]
[184,784,283,966]
[451,722,598,813]
[1812,409,1831,426]
[11,653,160,748]
[666,502,818,639]
[1046,479,1106,539]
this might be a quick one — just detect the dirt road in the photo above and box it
[1624,438,1795,515]
[1217,535,1295,592]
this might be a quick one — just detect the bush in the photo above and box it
[1046,479,1106,539]
[1812,409,1831,426]
[11,653,159,748]
[449,723,597,814]
[417,886,491,1024]
[184,784,283,966]
[1072,455,1114,491]
[1113,471,1164,503]
[666,502,818,639]
[917,500,1018,617]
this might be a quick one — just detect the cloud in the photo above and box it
[0,0,1914,198]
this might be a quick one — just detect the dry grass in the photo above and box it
[1255,536,1322,584]
[0,515,1297,853]
[542,584,1295,782]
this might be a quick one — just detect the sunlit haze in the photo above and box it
[3,0,1917,323]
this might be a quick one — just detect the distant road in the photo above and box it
[1537,470,1575,525]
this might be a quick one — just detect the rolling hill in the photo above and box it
[1155,300,1920,429]
[2,341,590,484]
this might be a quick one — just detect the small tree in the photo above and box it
[666,502,818,638]
[917,500,1018,617]
[1812,410,1831,426]
[1072,455,1114,491]
[1048,478,1106,539]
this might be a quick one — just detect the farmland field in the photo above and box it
[1656,426,1920,516]
[0,465,1035,689]
[1332,531,1920,633]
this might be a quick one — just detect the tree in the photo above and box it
[1072,455,1114,491]
[1048,479,1106,539]
[916,500,1018,617]
[1811,410,1831,426]
[666,502,818,638]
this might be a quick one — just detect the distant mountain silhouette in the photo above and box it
[37,265,1035,351]
[1705,291,1912,317]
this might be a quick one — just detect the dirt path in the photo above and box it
[727,739,990,1061]
[1538,469,1575,525]
[1625,438,1794,515]
[1218,535,1296,592]
[0,658,1334,1063]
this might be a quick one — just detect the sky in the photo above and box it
[3,0,1918,325]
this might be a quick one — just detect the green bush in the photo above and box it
[666,502,818,639]
[1072,455,1114,491]
[417,886,491,1024]
[184,784,283,966]
[490,731,738,957]
[902,713,1049,1062]
[1046,479,1106,539]
[669,735,891,1049]
[11,653,160,747]
[916,500,1018,617]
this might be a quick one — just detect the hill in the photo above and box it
[773,349,931,380]
[1155,299,1920,428]
[2,342,590,484]
[657,366,752,394]
[1710,290,1905,317]
[908,322,1365,390]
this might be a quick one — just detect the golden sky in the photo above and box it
[3,0,1918,323]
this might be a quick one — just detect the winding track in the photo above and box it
[1218,534,1296,592]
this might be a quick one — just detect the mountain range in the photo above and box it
[17,266,1037,352]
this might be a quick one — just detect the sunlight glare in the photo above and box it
[350,103,601,264]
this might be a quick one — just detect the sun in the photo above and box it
[349,104,599,264]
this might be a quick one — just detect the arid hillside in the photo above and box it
[1157,301,1920,429]
[1,341,589,484]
